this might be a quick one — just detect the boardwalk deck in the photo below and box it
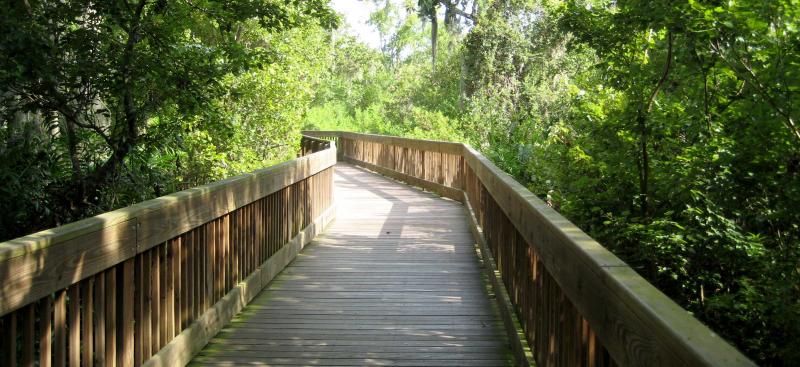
[190,163,513,366]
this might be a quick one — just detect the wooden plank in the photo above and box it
[40,297,52,367]
[136,148,336,252]
[3,312,17,367]
[81,278,93,367]
[120,260,134,367]
[303,131,462,156]
[0,220,137,316]
[22,304,34,367]
[54,290,66,367]
[151,245,161,354]
[166,239,177,343]
[179,235,187,331]
[68,286,80,367]
[340,156,462,201]
[93,275,105,367]
[186,231,194,327]
[141,250,153,363]
[134,256,144,367]
[104,269,116,367]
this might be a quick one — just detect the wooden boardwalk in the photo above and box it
[190,163,513,366]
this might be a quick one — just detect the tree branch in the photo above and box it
[646,31,674,113]
[437,0,475,21]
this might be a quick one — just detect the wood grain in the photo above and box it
[0,147,335,316]
[194,163,513,366]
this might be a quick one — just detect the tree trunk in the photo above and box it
[430,7,438,68]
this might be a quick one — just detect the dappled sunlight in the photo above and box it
[193,162,512,366]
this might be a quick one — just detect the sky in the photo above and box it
[329,0,391,49]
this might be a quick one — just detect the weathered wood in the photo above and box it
[341,156,463,202]
[22,304,34,367]
[54,290,66,367]
[143,201,336,367]
[3,311,17,367]
[0,147,335,316]
[104,269,116,367]
[462,145,754,366]
[93,275,105,367]
[165,239,177,343]
[303,131,463,156]
[0,220,137,317]
[194,163,512,366]
[463,190,535,367]
[39,297,52,367]
[120,259,134,367]
[68,285,80,367]
[81,278,93,367]
[302,131,753,367]
[152,245,162,352]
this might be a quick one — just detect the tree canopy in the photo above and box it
[0,0,337,237]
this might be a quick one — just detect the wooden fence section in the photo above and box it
[310,131,465,201]
[303,130,755,367]
[0,145,336,367]
[299,134,334,156]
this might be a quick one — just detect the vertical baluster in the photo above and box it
[188,231,196,324]
[3,311,17,367]
[197,225,205,315]
[68,285,80,367]
[222,216,227,295]
[22,304,35,367]
[180,234,188,330]
[54,289,66,367]
[134,256,144,367]
[151,245,161,353]
[81,278,93,367]
[40,296,53,367]
[205,221,213,311]
[232,212,238,285]
[93,275,105,367]
[166,239,178,343]
[120,260,134,367]
[190,229,198,321]
[214,219,222,301]
[105,268,116,367]
[143,251,152,361]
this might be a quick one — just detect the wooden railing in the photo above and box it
[303,130,755,367]
[0,144,336,367]
[299,134,334,156]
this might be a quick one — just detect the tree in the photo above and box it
[417,0,476,67]
[0,0,337,236]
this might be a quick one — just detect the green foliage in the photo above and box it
[309,0,799,364]
[0,1,337,238]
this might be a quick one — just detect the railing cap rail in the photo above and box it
[311,130,755,367]
[0,146,336,315]
[303,130,463,155]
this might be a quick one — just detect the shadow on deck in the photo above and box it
[191,163,514,366]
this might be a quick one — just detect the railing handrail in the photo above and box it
[0,146,337,316]
[302,130,754,367]
[299,133,332,145]
[305,130,463,154]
